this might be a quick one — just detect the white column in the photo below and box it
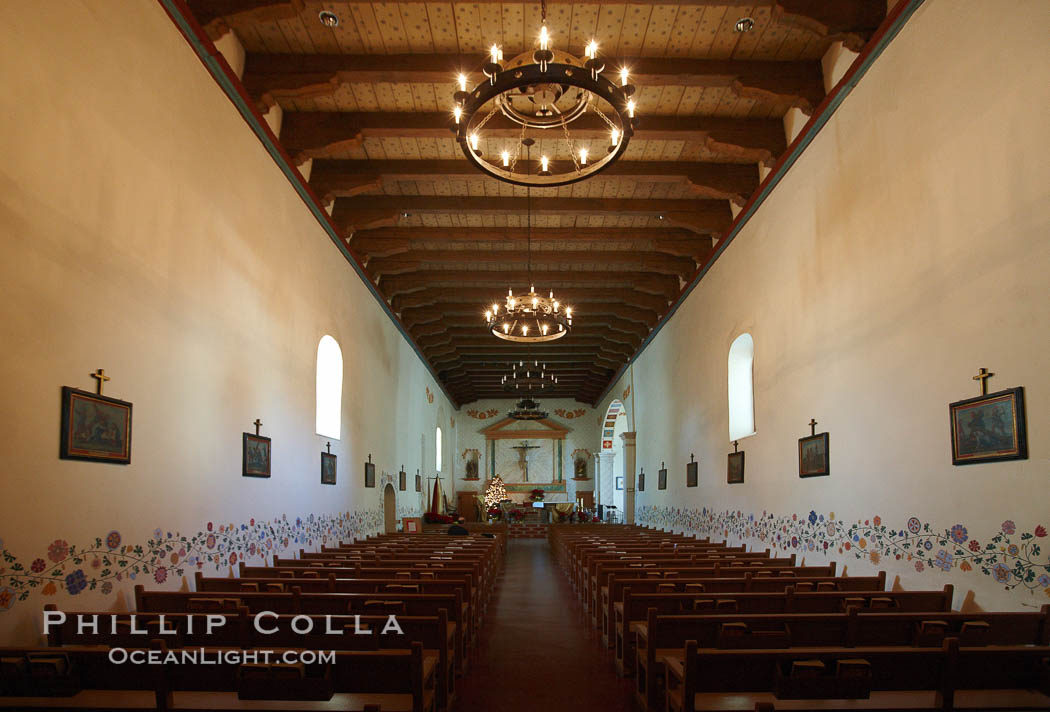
[621,432,637,525]
[598,451,616,509]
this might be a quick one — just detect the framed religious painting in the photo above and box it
[615,476,624,491]
[242,433,271,478]
[399,469,407,491]
[686,460,698,488]
[658,466,667,490]
[950,387,1027,465]
[798,433,830,478]
[415,473,421,492]
[60,387,132,464]
[364,460,376,488]
[637,470,645,492]
[727,451,745,484]
[320,452,337,485]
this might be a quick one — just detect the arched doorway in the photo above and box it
[599,400,629,522]
[383,483,397,533]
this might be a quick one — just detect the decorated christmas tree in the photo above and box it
[483,475,508,509]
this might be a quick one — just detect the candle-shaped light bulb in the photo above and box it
[509,298,516,308]
[539,25,549,50]
[522,324,529,336]
[579,147,588,165]
[553,300,559,311]
[508,287,513,296]
[453,106,462,124]
[485,310,491,319]
[611,128,619,146]
[627,99,635,118]
[540,155,549,172]
[457,73,467,91]
[492,303,499,314]
[503,323,510,333]
[566,307,572,318]
[470,133,479,151]
[490,44,500,64]
[532,296,539,308]
[501,150,510,167]
[586,40,598,59]
[620,67,629,86]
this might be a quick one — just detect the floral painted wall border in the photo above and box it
[0,508,386,614]
[636,505,1050,599]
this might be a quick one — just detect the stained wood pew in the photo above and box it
[587,558,818,614]
[661,638,1050,712]
[593,563,838,639]
[602,572,886,666]
[43,607,457,710]
[613,585,955,676]
[597,566,854,640]
[634,605,1050,712]
[0,642,438,711]
[296,553,485,600]
[135,586,471,678]
[234,566,480,625]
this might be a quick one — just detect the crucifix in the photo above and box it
[808,419,818,436]
[512,440,541,481]
[733,440,739,453]
[325,442,331,454]
[90,368,110,395]
[973,367,994,396]
[253,419,263,436]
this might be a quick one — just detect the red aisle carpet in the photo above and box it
[453,538,636,711]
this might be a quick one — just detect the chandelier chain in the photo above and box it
[561,120,582,174]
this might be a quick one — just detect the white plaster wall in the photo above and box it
[599,0,1050,612]
[0,1,451,641]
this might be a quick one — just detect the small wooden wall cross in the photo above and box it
[973,367,994,396]
[253,419,262,436]
[808,419,818,436]
[732,440,739,453]
[367,454,372,464]
[690,453,695,463]
[90,368,110,395]
[325,442,331,454]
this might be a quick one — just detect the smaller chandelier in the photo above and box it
[508,397,548,421]
[503,360,559,392]
[486,285,571,342]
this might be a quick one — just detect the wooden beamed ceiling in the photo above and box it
[186,0,887,406]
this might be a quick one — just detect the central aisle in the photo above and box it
[453,537,636,711]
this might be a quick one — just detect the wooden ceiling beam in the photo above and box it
[244,53,824,115]
[280,112,785,165]
[378,270,681,301]
[332,196,731,236]
[401,304,658,328]
[415,328,642,351]
[367,250,697,280]
[409,317,650,342]
[312,160,759,206]
[391,287,670,315]
[352,227,712,260]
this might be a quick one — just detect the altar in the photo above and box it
[480,416,570,499]
[507,501,576,523]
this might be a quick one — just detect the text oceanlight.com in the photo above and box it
[107,648,336,665]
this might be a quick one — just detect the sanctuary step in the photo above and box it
[508,522,547,539]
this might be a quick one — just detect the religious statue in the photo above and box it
[512,440,540,482]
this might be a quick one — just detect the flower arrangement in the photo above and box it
[423,512,453,524]
[486,506,502,521]
[529,488,545,502]
[508,509,525,522]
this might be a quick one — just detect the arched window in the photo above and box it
[315,335,342,439]
[435,427,443,472]
[728,333,755,440]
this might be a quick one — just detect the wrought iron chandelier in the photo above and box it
[484,175,573,342]
[502,359,559,393]
[450,0,637,187]
[508,397,549,421]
